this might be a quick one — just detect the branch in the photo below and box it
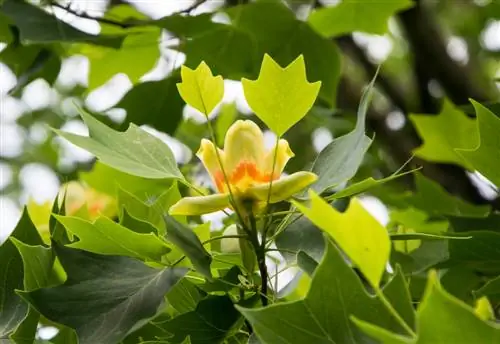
[51,2,133,28]
[398,0,498,104]
[336,35,411,113]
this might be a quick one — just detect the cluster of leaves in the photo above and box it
[2,0,500,343]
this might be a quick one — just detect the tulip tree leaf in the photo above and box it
[54,108,184,180]
[475,275,500,301]
[407,174,490,218]
[409,100,478,168]
[353,272,500,343]
[159,295,242,344]
[310,70,376,193]
[242,54,321,136]
[294,192,390,287]
[10,238,54,291]
[308,0,413,37]
[117,182,184,235]
[79,29,161,90]
[456,100,500,187]
[176,62,224,116]
[163,215,212,279]
[238,238,407,343]
[79,161,171,198]
[20,245,187,344]
[0,208,43,337]
[0,0,123,47]
[227,0,341,106]
[54,215,171,262]
[116,74,185,135]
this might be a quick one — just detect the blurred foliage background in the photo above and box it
[1,0,500,237]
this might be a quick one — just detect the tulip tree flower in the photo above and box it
[170,120,317,216]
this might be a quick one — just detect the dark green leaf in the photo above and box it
[163,215,212,279]
[0,208,43,337]
[116,74,184,135]
[10,238,53,291]
[158,295,241,344]
[20,245,187,344]
[239,237,408,343]
[407,174,490,217]
[447,230,500,275]
[275,214,325,264]
[1,0,123,46]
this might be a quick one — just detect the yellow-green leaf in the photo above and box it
[176,61,224,116]
[294,191,390,287]
[410,100,478,168]
[456,100,500,187]
[242,54,321,136]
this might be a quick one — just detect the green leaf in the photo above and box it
[116,74,184,135]
[447,231,500,275]
[163,215,212,279]
[407,174,490,217]
[80,161,170,197]
[294,192,391,287]
[1,0,123,47]
[0,208,43,337]
[227,1,341,106]
[117,183,183,235]
[20,245,187,344]
[9,307,39,344]
[238,237,408,343]
[308,0,413,37]
[54,108,184,180]
[166,279,205,314]
[355,272,500,343]
[456,100,500,187]
[383,267,416,329]
[177,61,224,116]
[0,240,28,337]
[10,238,54,291]
[310,71,376,193]
[327,169,415,200]
[54,215,171,261]
[475,275,500,301]
[242,54,321,136]
[0,12,13,43]
[79,29,161,90]
[158,295,242,344]
[390,208,449,235]
[275,214,325,264]
[410,100,477,168]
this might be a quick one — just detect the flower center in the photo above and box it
[214,160,278,193]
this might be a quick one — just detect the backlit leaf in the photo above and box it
[177,61,224,116]
[242,54,321,136]
[294,192,391,287]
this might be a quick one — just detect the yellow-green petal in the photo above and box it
[223,120,266,174]
[248,171,318,203]
[263,139,294,177]
[169,194,231,215]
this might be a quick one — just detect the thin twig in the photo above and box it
[51,2,134,28]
